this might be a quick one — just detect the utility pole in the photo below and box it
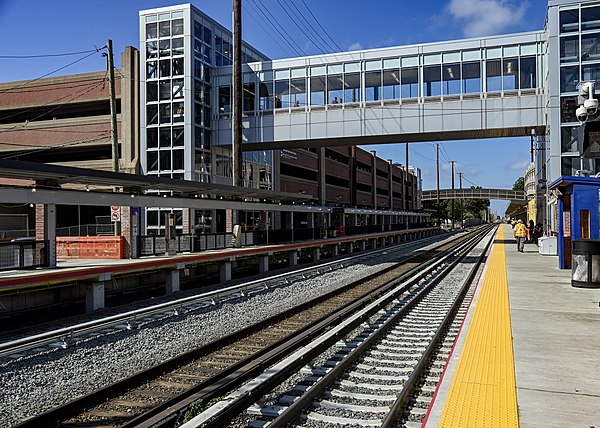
[458,172,463,229]
[451,160,455,230]
[106,40,120,236]
[107,40,118,173]
[232,0,242,189]
[436,144,440,227]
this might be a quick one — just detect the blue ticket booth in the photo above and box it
[549,176,600,269]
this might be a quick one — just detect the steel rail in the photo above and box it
[380,225,497,427]
[182,226,493,427]
[0,232,440,358]
[12,230,466,428]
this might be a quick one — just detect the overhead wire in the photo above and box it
[244,5,295,57]
[0,132,112,159]
[0,48,106,95]
[273,0,330,53]
[0,78,107,133]
[247,0,305,56]
[0,48,101,59]
[0,78,107,123]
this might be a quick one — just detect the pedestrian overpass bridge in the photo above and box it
[422,188,526,202]
[212,31,547,151]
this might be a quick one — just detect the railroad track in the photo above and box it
[10,228,484,428]
[179,225,496,427]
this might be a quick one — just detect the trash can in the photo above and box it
[571,239,600,288]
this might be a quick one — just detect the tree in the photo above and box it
[512,177,524,191]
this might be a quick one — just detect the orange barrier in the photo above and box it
[57,236,125,259]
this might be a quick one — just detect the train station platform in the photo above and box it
[425,224,600,428]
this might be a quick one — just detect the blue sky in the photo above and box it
[0,0,550,214]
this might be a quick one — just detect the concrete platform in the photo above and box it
[426,225,600,427]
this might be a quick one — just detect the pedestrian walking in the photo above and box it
[514,219,527,252]
[528,219,535,243]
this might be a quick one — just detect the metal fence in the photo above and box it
[0,240,49,271]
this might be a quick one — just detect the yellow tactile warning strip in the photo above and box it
[439,225,518,428]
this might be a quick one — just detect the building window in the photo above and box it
[561,156,580,175]
[159,103,171,124]
[159,39,170,57]
[159,59,170,78]
[172,18,184,35]
[310,76,325,105]
[244,82,256,111]
[159,127,171,147]
[561,126,579,153]
[290,78,306,107]
[219,86,231,114]
[172,57,184,76]
[146,23,158,39]
[173,127,184,147]
[401,68,419,98]
[172,149,184,170]
[172,38,184,56]
[147,82,158,102]
[502,58,518,91]
[560,9,579,33]
[147,151,159,172]
[560,65,579,93]
[159,80,171,100]
[327,74,343,104]
[462,62,481,93]
[159,21,170,38]
[583,64,600,93]
[147,61,158,79]
[561,35,579,63]
[423,65,441,96]
[274,80,289,108]
[343,73,361,103]
[173,79,184,99]
[581,6,600,31]
[147,128,158,148]
[365,71,381,101]
[147,105,158,125]
[486,60,502,92]
[442,64,461,95]
[382,70,400,100]
[520,56,536,89]
[173,102,184,122]
[259,81,273,110]
[147,41,158,59]
[582,33,600,62]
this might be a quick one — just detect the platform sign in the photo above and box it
[111,206,121,222]
[131,207,140,216]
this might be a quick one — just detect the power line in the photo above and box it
[0,79,107,123]
[247,0,305,56]
[273,0,330,53]
[288,0,336,52]
[0,79,107,133]
[298,0,344,52]
[244,4,297,57]
[0,48,105,95]
[0,48,101,59]
[0,132,111,159]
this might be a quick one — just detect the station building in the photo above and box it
[137,1,600,267]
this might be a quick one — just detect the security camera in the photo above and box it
[584,98,599,116]
[577,105,589,122]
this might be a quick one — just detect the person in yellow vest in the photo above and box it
[514,219,527,252]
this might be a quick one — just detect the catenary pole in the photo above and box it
[458,172,463,228]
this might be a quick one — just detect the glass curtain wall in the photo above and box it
[559,4,600,175]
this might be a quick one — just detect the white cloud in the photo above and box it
[447,0,528,37]
[348,42,363,51]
